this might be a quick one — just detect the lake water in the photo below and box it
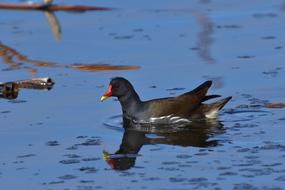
[0,0,285,189]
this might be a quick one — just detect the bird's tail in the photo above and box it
[204,96,232,119]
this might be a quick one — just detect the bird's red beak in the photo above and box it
[100,84,112,101]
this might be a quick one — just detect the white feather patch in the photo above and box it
[205,109,218,119]
[149,115,191,124]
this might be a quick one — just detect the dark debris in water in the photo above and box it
[219,171,238,176]
[77,136,88,139]
[216,24,242,29]
[78,167,97,173]
[194,152,209,156]
[80,180,95,183]
[188,177,208,184]
[16,167,25,170]
[176,154,192,159]
[217,166,232,170]
[8,99,27,104]
[144,177,160,181]
[261,36,276,40]
[158,166,180,171]
[59,159,80,165]
[274,46,283,50]
[169,177,188,183]
[232,123,258,129]
[82,157,100,162]
[113,35,133,40]
[47,180,64,185]
[1,110,11,114]
[13,160,24,164]
[233,183,258,190]
[262,163,282,167]
[58,174,77,180]
[133,28,144,32]
[237,55,255,59]
[79,138,101,146]
[262,67,282,77]
[161,161,180,165]
[64,154,81,159]
[16,154,36,159]
[241,93,252,98]
[66,145,78,150]
[166,87,186,91]
[46,140,60,146]
[252,13,278,18]
[66,136,102,150]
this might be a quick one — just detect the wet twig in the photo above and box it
[0,3,112,12]
[0,77,54,90]
[0,77,54,100]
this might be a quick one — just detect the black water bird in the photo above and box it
[101,77,231,122]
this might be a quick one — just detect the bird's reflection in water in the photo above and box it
[103,117,225,170]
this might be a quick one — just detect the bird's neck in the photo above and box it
[118,90,142,118]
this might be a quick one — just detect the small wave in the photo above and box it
[221,108,273,122]
[103,115,124,132]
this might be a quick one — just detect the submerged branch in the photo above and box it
[70,64,140,72]
[0,3,112,12]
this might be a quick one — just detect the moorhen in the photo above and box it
[101,77,231,122]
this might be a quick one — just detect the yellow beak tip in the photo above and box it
[100,96,108,101]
